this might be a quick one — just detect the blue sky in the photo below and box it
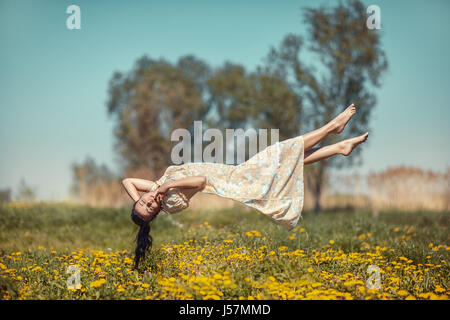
[1,0,449,200]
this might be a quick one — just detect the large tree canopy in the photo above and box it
[107,57,301,171]
[207,62,302,140]
[264,0,388,210]
[103,0,387,213]
[107,55,211,171]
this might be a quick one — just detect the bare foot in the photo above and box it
[339,132,369,156]
[330,104,356,134]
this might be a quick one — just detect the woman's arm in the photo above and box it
[156,176,206,195]
[121,178,156,202]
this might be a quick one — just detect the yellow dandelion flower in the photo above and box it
[434,285,445,293]
[397,290,409,296]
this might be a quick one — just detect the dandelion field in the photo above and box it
[0,202,448,300]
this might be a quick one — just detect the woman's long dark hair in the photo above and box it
[131,201,158,269]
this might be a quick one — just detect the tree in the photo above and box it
[264,0,388,212]
[0,188,11,203]
[16,179,37,203]
[207,62,302,141]
[107,55,211,172]
[107,56,300,171]
[205,62,302,165]
[70,156,126,207]
[70,156,115,197]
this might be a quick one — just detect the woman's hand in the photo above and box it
[155,193,164,203]
[140,190,163,207]
[156,176,205,195]
[121,178,158,202]
[153,187,166,201]
[156,180,172,196]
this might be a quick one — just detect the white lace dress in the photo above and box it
[150,135,305,230]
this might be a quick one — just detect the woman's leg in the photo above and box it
[302,104,356,151]
[304,132,368,165]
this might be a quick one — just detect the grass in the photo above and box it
[0,202,448,300]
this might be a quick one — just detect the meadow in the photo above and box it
[0,202,448,300]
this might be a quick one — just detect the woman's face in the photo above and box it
[134,191,162,220]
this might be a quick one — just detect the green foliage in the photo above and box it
[70,156,117,198]
[15,179,37,203]
[107,55,211,171]
[104,1,388,212]
[207,62,302,140]
[0,203,448,300]
[0,188,11,203]
[0,203,447,262]
[265,0,388,210]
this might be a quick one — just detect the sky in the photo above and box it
[1,0,449,200]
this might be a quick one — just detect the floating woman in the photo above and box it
[122,104,368,268]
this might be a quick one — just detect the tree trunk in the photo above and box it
[312,161,326,213]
